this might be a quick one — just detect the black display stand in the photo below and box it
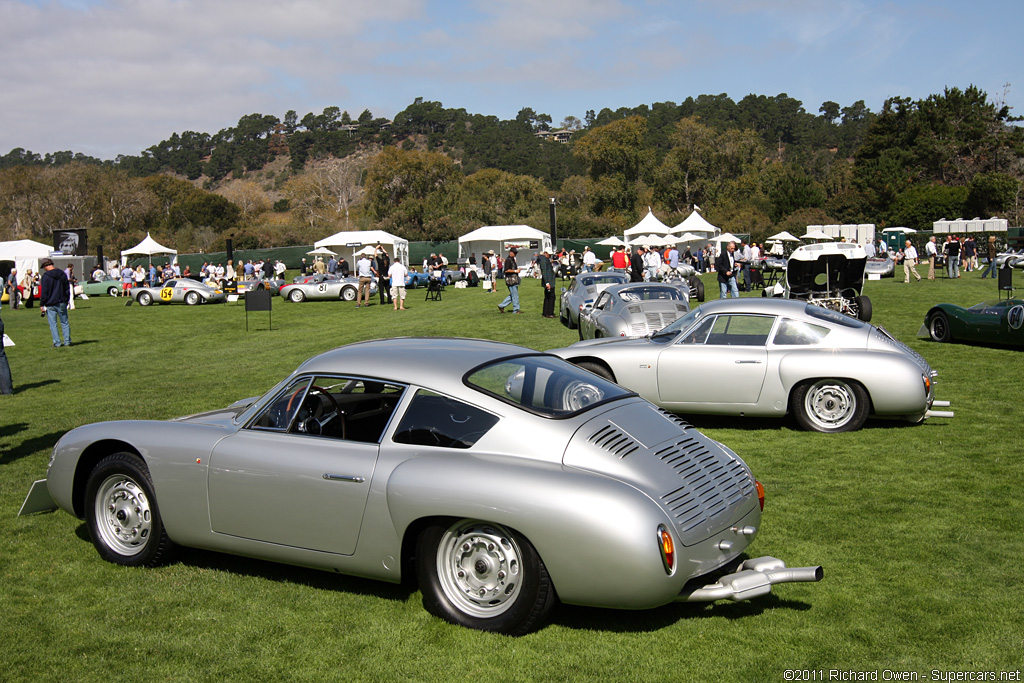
[998,266,1014,300]
[245,289,272,330]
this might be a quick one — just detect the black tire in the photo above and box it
[928,311,952,343]
[576,360,615,382]
[417,519,556,636]
[185,291,200,306]
[107,286,120,298]
[578,324,585,341]
[288,289,306,303]
[341,286,357,302]
[137,291,152,306]
[690,277,705,302]
[84,452,175,567]
[854,295,872,322]
[791,379,870,433]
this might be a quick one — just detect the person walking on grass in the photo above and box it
[388,258,408,311]
[39,258,72,347]
[903,240,922,282]
[498,247,521,314]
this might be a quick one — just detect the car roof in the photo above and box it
[296,337,538,390]
[690,298,834,318]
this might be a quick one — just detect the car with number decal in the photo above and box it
[131,278,225,306]
[279,274,375,303]
[920,298,1024,348]
[549,298,952,433]
[220,277,285,297]
[22,337,822,636]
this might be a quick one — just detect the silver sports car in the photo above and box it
[577,282,690,340]
[549,298,952,433]
[23,338,821,636]
[279,274,375,303]
[559,271,630,329]
[132,278,225,306]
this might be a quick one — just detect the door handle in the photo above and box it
[322,474,365,483]
[734,360,762,364]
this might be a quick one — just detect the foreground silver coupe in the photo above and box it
[559,271,630,329]
[279,274,374,303]
[24,338,821,635]
[549,299,952,433]
[132,278,225,306]
[577,282,690,340]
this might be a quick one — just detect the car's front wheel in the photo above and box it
[928,311,951,343]
[85,452,175,567]
[107,286,120,297]
[417,519,556,636]
[185,291,200,305]
[792,378,869,433]
[575,361,615,382]
[340,286,356,301]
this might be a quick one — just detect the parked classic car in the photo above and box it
[81,274,123,298]
[577,282,690,340]
[864,255,895,278]
[220,277,285,297]
[768,242,872,322]
[279,274,375,303]
[23,338,822,635]
[132,278,225,306]
[921,298,1024,348]
[549,298,951,433]
[559,271,630,329]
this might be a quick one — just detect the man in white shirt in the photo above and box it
[643,247,662,281]
[355,254,375,307]
[864,240,876,258]
[903,240,922,282]
[925,236,938,279]
[582,247,597,272]
[387,259,408,310]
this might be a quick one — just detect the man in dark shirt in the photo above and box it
[375,246,392,305]
[537,249,556,317]
[39,258,72,347]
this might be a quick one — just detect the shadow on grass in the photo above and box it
[0,423,66,465]
[12,379,60,395]
[681,413,951,433]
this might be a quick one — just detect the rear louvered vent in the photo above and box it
[657,438,754,532]
[656,408,692,429]
[587,424,640,459]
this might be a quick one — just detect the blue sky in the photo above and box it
[2,0,1021,159]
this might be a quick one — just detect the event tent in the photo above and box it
[121,233,177,265]
[671,209,721,237]
[457,225,551,265]
[314,230,409,267]
[0,239,52,279]
[624,209,671,238]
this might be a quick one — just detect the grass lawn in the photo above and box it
[2,270,1022,682]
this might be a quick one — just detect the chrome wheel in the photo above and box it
[560,379,604,411]
[289,289,305,303]
[436,520,523,618]
[93,473,153,557]
[794,379,869,433]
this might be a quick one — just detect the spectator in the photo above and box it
[39,258,72,347]
[981,236,999,279]
[944,236,961,279]
[0,307,12,394]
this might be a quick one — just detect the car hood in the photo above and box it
[175,398,256,427]
[550,335,659,355]
[563,400,759,546]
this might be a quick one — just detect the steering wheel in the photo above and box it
[288,385,346,438]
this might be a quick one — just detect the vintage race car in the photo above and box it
[920,298,1024,348]
[549,298,952,433]
[81,274,123,298]
[22,338,821,636]
[864,255,895,278]
[577,282,690,340]
[768,242,872,322]
[280,274,375,303]
[132,278,225,306]
[559,271,630,329]
[220,278,285,297]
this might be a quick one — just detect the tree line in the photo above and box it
[1,86,1021,255]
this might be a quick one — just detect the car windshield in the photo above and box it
[465,354,631,418]
[651,305,704,338]
[617,286,684,302]
[580,274,625,287]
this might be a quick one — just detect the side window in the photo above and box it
[393,390,499,449]
[250,377,312,431]
[772,318,831,346]
[704,315,775,346]
[679,316,716,344]
[594,293,610,310]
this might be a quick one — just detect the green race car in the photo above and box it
[81,275,124,298]
[921,299,1024,348]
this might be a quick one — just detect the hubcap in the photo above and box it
[94,474,152,556]
[805,381,855,428]
[437,521,522,618]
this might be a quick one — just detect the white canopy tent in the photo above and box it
[0,239,52,279]
[596,236,627,247]
[458,225,552,265]
[120,233,177,265]
[671,209,721,237]
[314,230,409,267]
[624,209,672,239]
[709,232,743,244]
[767,230,802,242]
[306,247,338,257]
[802,229,834,241]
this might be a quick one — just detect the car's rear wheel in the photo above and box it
[575,361,615,383]
[137,291,152,306]
[417,519,555,636]
[690,276,705,302]
[792,379,869,433]
[928,311,951,343]
[107,286,120,297]
[341,286,356,301]
[85,452,175,567]
[289,289,305,303]
[854,295,872,322]
[185,291,200,305]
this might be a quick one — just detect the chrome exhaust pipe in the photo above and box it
[926,409,955,418]
[677,556,823,603]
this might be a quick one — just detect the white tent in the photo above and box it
[306,247,338,256]
[458,225,551,265]
[802,229,834,241]
[315,230,409,267]
[624,209,672,238]
[671,209,721,237]
[0,239,52,279]
[596,236,627,247]
[767,230,802,242]
[121,233,177,265]
[710,232,743,244]
[881,227,917,234]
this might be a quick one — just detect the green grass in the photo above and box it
[2,271,1023,682]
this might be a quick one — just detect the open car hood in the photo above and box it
[785,243,866,296]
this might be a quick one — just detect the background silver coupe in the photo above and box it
[279,274,374,302]
[132,278,225,306]
[549,298,952,433]
[27,338,820,636]
[559,271,630,329]
[577,282,690,340]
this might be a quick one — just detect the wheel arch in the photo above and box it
[563,356,617,382]
[72,439,144,518]
[787,375,875,417]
